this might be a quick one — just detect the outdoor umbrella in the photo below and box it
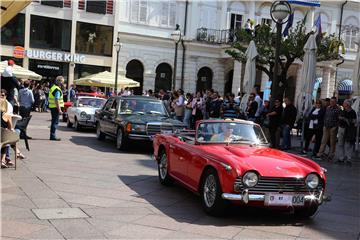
[0,61,42,80]
[240,40,258,114]
[350,37,360,150]
[295,33,317,149]
[74,71,140,88]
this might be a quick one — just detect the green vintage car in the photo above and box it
[95,96,185,150]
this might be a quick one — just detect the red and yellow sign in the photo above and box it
[13,46,25,58]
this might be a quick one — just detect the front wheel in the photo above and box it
[200,168,227,216]
[96,122,105,140]
[294,205,318,218]
[157,151,173,186]
[116,128,128,150]
[74,118,81,131]
[66,117,73,128]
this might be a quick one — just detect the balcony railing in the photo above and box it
[196,28,237,44]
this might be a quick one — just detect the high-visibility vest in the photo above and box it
[48,85,64,108]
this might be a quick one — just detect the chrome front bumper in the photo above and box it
[222,189,327,205]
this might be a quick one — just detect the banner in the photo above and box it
[288,0,320,7]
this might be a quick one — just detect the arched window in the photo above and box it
[126,59,144,95]
[342,25,359,51]
[155,63,172,92]
[197,67,213,92]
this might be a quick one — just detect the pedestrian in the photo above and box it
[221,93,239,119]
[281,97,297,150]
[43,82,50,112]
[336,99,356,165]
[252,86,263,123]
[48,76,65,141]
[260,100,271,142]
[68,84,76,102]
[18,80,34,118]
[208,91,222,119]
[246,93,258,122]
[245,19,252,35]
[267,98,283,149]
[204,89,215,119]
[1,59,20,106]
[191,92,204,129]
[316,97,341,161]
[302,100,325,156]
[171,89,185,121]
[183,93,193,129]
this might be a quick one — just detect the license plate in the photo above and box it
[161,130,172,134]
[265,193,304,206]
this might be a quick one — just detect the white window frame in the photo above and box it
[342,25,359,51]
[130,0,148,24]
[160,0,176,27]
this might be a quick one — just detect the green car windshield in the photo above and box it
[196,121,268,145]
[119,99,168,116]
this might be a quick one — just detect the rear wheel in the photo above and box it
[66,117,73,128]
[157,151,173,186]
[96,122,105,140]
[294,205,318,218]
[116,128,128,150]
[200,168,227,216]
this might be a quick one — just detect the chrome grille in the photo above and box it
[234,177,323,193]
[146,123,173,136]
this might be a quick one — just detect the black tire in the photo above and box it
[96,122,105,140]
[67,117,73,128]
[200,168,227,216]
[294,205,318,218]
[74,118,82,131]
[157,150,173,186]
[116,128,128,150]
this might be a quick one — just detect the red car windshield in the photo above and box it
[196,122,268,144]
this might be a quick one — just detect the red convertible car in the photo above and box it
[153,120,327,217]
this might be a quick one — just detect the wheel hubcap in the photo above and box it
[117,130,122,148]
[159,154,167,179]
[203,175,216,208]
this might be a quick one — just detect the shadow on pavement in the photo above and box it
[117,174,356,239]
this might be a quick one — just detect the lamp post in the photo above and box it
[270,1,291,101]
[171,24,182,90]
[114,35,122,94]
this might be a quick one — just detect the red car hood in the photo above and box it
[196,144,322,178]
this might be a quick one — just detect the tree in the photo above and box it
[226,18,344,100]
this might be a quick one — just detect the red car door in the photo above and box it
[169,140,190,184]
[187,147,208,189]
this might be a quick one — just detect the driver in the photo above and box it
[210,123,233,142]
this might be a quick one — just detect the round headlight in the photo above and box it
[305,173,319,189]
[242,172,258,187]
[80,111,87,118]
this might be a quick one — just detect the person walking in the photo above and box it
[316,97,341,161]
[281,98,297,150]
[336,99,356,165]
[18,80,34,118]
[267,99,283,149]
[302,100,325,156]
[48,76,64,141]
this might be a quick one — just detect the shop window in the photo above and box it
[29,59,69,84]
[30,15,71,51]
[74,64,111,80]
[1,14,25,46]
[41,1,63,8]
[86,0,106,14]
[76,22,113,56]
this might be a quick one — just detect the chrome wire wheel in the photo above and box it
[159,154,168,180]
[203,174,217,208]
[116,130,123,149]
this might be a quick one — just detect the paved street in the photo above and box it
[1,113,360,239]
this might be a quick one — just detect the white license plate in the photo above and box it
[265,193,304,206]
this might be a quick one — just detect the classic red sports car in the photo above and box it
[153,119,327,217]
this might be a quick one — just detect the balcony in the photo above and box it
[196,28,237,44]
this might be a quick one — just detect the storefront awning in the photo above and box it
[338,79,353,94]
[1,0,31,27]
[74,71,140,88]
[0,61,42,80]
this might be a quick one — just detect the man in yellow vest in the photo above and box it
[48,76,64,141]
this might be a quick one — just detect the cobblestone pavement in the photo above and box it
[1,113,360,239]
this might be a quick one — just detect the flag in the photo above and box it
[314,14,322,40]
[283,12,294,37]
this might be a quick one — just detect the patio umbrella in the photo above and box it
[0,61,42,80]
[350,37,360,150]
[240,40,258,113]
[74,71,140,88]
[295,33,317,149]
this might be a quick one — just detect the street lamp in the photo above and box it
[171,24,182,90]
[270,0,291,101]
[114,34,122,94]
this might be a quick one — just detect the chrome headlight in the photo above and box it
[132,124,146,132]
[242,172,258,187]
[305,173,319,189]
[80,111,88,119]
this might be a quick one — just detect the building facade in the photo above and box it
[1,0,359,100]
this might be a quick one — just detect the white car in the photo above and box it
[67,96,106,131]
